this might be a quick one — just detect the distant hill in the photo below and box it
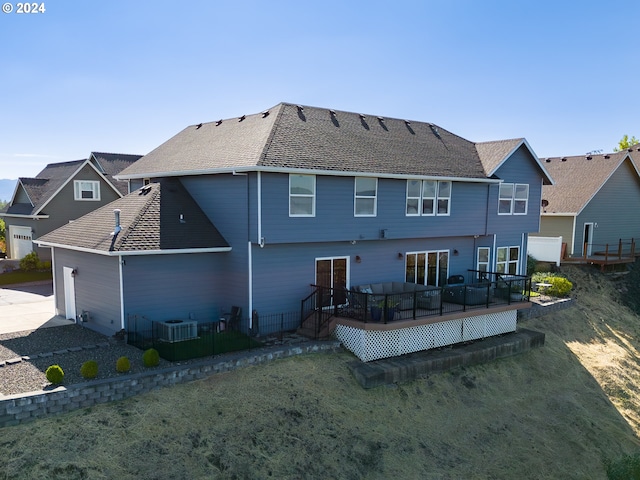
[0,179,17,203]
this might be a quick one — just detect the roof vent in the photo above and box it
[586,155,593,160]
[359,114,366,120]
[215,119,222,126]
[195,123,203,130]
[329,109,336,116]
[296,105,304,112]
[545,158,551,163]
[404,120,411,125]
[561,157,567,162]
[111,209,121,236]
[261,111,269,118]
[604,155,610,159]
[429,124,441,138]
[238,115,246,122]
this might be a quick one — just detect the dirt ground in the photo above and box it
[1,264,640,479]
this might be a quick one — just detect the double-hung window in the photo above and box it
[498,183,529,215]
[289,174,315,217]
[406,180,451,216]
[354,177,377,216]
[74,180,100,201]
[496,246,520,274]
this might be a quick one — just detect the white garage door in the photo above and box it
[9,226,33,259]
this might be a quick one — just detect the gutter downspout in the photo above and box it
[119,255,125,331]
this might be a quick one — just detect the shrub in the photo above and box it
[142,348,160,367]
[19,252,40,272]
[45,365,64,385]
[80,360,99,379]
[531,272,573,297]
[116,356,131,373]
[526,254,537,275]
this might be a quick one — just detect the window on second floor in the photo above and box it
[74,180,100,201]
[354,177,377,216]
[406,180,451,216]
[499,183,529,215]
[289,174,315,217]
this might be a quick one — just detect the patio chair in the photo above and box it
[221,306,242,331]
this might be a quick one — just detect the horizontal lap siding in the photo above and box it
[260,173,491,244]
[250,236,492,316]
[54,249,121,335]
[180,175,249,312]
[577,160,640,248]
[539,216,574,254]
[123,254,226,323]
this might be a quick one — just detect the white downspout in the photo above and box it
[119,255,125,330]
[51,249,60,316]
[248,241,253,329]
[257,171,263,244]
[492,234,497,272]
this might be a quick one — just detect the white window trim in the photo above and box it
[289,174,316,217]
[477,246,491,273]
[498,183,529,215]
[354,177,378,217]
[496,245,520,274]
[405,180,451,216]
[405,249,450,286]
[73,180,101,201]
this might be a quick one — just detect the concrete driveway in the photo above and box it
[0,282,74,335]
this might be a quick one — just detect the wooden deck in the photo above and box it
[561,239,636,271]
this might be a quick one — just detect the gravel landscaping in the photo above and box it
[0,325,173,396]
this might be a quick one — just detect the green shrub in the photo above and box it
[531,272,573,297]
[45,365,64,385]
[116,356,131,373]
[19,252,40,272]
[80,360,99,379]
[142,348,160,367]
[526,254,537,275]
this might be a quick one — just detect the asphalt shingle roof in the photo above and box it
[36,178,229,253]
[541,149,640,214]
[118,103,493,180]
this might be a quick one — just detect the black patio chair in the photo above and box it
[221,306,242,331]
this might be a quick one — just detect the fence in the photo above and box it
[528,236,563,266]
[127,311,302,362]
[307,271,531,325]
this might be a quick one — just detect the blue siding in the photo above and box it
[575,159,640,251]
[53,248,121,336]
[123,253,228,323]
[260,173,494,244]
[487,145,544,237]
[250,236,495,316]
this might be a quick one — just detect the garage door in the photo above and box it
[9,226,33,259]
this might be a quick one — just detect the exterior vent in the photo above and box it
[156,320,198,342]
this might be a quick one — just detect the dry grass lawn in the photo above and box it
[2,264,640,479]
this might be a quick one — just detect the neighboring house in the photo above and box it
[537,148,640,258]
[0,152,142,260]
[36,103,552,359]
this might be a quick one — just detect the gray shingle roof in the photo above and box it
[475,139,525,176]
[540,150,640,214]
[36,178,230,253]
[90,152,143,196]
[117,103,493,180]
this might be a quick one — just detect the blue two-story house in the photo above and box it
[36,103,552,361]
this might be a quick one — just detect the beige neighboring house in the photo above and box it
[0,152,142,261]
[538,148,640,258]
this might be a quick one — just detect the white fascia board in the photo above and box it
[33,241,232,256]
[488,139,554,186]
[541,212,577,217]
[116,166,502,184]
[0,212,49,219]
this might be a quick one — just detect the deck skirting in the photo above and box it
[335,310,517,362]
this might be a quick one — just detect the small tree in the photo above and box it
[614,134,640,152]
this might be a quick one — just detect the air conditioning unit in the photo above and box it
[157,320,198,342]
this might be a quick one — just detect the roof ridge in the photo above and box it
[258,103,287,164]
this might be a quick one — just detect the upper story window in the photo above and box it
[406,180,451,216]
[499,183,529,215]
[289,174,315,217]
[74,180,100,201]
[354,177,377,216]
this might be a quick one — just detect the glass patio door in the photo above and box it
[316,257,348,307]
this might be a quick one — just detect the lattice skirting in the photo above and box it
[335,310,517,362]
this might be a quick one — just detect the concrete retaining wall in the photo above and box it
[0,341,342,428]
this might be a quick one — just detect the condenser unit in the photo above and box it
[157,320,198,342]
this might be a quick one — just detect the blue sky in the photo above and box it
[1,0,638,179]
